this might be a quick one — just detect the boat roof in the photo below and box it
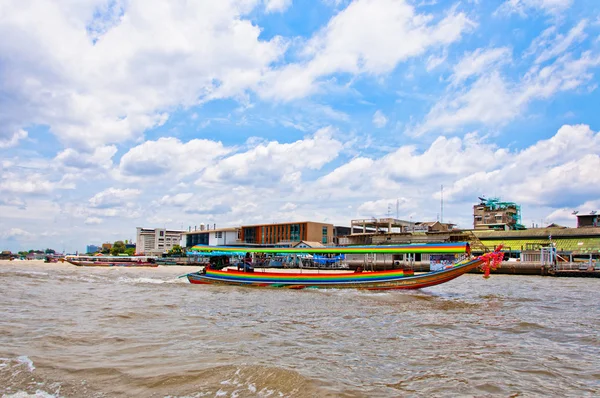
[189,243,469,254]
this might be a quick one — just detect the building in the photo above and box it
[576,213,599,228]
[240,221,334,245]
[101,242,112,251]
[184,227,241,248]
[136,227,184,255]
[86,244,100,254]
[473,197,525,230]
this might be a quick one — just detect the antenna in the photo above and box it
[440,184,444,223]
[572,210,579,215]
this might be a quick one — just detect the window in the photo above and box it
[322,226,328,235]
[159,231,164,237]
[216,231,223,239]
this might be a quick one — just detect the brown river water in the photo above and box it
[1,260,599,397]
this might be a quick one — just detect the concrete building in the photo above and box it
[576,213,599,228]
[86,244,100,254]
[473,197,524,230]
[240,221,334,245]
[184,227,240,248]
[136,227,184,255]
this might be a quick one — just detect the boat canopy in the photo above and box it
[189,243,470,255]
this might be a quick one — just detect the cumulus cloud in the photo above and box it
[88,188,141,209]
[157,193,194,207]
[265,0,292,13]
[0,0,287,148]
[442,125,600,207]
[55,146,117,170]
[118,137,231,179]
[84,217,103,225]
[1,228,33,240]
[198,126,343,185]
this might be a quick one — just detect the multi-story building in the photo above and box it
[136,227,184,255]
[86,244,100,254]
[473,197,524,230]
[240,221,334,245]
[184,227,241,248]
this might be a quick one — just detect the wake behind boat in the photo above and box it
[185,243,503,290]
[64,255,159,267]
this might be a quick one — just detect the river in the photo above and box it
[1,260,599,397]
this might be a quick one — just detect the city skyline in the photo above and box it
[1,0,600,252]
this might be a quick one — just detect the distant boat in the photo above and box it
[64,255,158,267]
[185,243,504,290]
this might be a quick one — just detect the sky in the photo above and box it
[1,0,600,253]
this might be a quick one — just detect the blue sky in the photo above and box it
[1,0,600,252]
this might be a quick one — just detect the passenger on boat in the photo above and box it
[354,266,363,273]
[241,252,254,272]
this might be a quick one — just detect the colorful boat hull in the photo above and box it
[186,257,485,290]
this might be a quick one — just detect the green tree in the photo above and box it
[168,244,183,256]
[110,241,126,255]
[45,248,55,254]
[124,247,136,256]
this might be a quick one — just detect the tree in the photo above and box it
[168,245,184,256]
[110,241,126,256]
[124,247,136,256]
[45,248,55,254]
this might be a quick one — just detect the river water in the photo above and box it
[1,260,599,397]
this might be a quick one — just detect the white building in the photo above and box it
[184,227,240,248]
[136,227,184,255]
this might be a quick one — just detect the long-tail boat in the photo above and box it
[64,255,158,267]
[184,243,503,290]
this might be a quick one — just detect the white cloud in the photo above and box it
[55,145,117,170]
[260,0,475,100]
[0,0,287,148]
[0,172,59,195]
[88,188,141,209]
[528,20,587,64]
[118,137,231,179]
[0,129,28,148]
[496,0,573,17]
[417,72,517,133]
[199,126,343,184]
[372,110,388,128]
[442,124,600,208]
[1,228,33,240]
[426,51,447,71]
[157,193,194,207]
[84,217,103,225]
[416,22,600,135]
[265,0,292,13]
[451,47,512,85]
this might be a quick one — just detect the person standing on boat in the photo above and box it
[243,252,253,272]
